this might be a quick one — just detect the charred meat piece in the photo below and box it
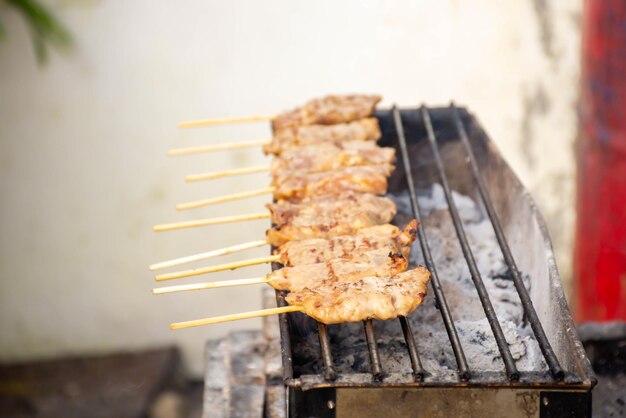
[272,165,394,201]
[275,220,418,266]
[269,141,396,174]
[271,94,381,131]
[268,249,408,292]
[266,192,397,246]
[285,268,431,324]
[264,118,381,155]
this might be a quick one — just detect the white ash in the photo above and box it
[391,184,546,373]
[290,185,546,377]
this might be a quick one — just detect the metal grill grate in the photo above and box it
[274,105,592,394]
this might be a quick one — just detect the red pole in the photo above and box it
[575,0,626,321]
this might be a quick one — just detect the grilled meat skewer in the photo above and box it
[271,94,382,131]
[268,249,408,292]
[178,164,394,210]
[269,141,395,174]
[168,268,430,329]
[285,267,431,324]
[184,138,392,182]
[266,192,397,246]
[150,220,417,271]
[276,220,417,266]
[272,164,394,202]
[264,118,381,155]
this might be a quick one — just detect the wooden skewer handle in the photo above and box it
[153,212,270,232]
[185,165,270,182]
[170,305,301,330]
[153,276,269,294]
[178,114,276,128]
[155,255,280,281]
[176,187,276,211]
[168,139,271,156]
[148,239,268,271]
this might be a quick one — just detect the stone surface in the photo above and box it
[201,290,286,418]
[203,339,229,418]
[229,331,265,385]
[229,384,265,418]
[228,331,266,418]
[202,331,267,418]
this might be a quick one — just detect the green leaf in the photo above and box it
[5,0,74,65]
[0,19,6,41]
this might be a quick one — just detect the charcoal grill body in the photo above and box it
[274,106,595,418]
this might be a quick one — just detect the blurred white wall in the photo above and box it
[0,0,581,375]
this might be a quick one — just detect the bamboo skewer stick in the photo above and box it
[153,276,269,294]
[148,239,268,271]
[155,255,281,281]
[178,115,276,128]
[170,305,301,330]
[176,187,276,211]
[186,165,270,182]
[168,139,271,156]
[153,212,270,232]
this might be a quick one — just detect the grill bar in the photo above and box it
[392,106,471,381]
[364,320,384,380]
[317,323,337,381]
[275,290,294,381]
[450,103,565,380]
[420,106,520,381]
[399,316,425,380]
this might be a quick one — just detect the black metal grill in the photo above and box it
[273,105,595,417]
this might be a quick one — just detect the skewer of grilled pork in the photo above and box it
[266,192,397,246]
[272,164,393,202]
[153,220,417,282]
[149,220,417,271]
[275,220,416,265]
[268,249,408,291]
[153,219,416,282]
[185,140,393,183]
[173,94,382,158]
[170,267,431,329]
[270,141,395,173]
[271,94,382,130]
[285,267,431,324]
[154,248,409,294]
[276,219,417,264]
[178,164,394,210]
[154,192,396,234]
[178,94,381,130]
[170,117,383,157]
[263,118,382,155]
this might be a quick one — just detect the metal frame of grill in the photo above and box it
[272,105,595,417]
